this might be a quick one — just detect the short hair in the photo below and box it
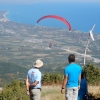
[68,54,75,63]
[81,71,85,79]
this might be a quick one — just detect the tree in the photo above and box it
[42,73,63,85]
[0,80,28,100]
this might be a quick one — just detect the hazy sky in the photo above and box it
[0,0,100,4]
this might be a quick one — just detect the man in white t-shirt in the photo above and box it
[26,59,43,100]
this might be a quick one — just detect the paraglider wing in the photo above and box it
[89,31,95,41]
[37,15,71,31]
[89,24,95,41]
[91,24,95,32]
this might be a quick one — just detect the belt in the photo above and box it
[33,88,41,90]
[30,87,41,90]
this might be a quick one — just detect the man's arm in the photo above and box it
[26,77,30,95]
[26,77,29,91]
[25,78,39,93]
[61,75,67,94]
[29,81,39,87]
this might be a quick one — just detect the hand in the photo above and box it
[78,85,80,90]
[61,88,65,94]
[26,90,30,96]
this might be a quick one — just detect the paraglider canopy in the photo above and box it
[36,15,71,31]
[89,24,95,41]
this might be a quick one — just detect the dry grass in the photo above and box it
[88,85,100,95]
[41,85,100,100]
[41,85,65,100]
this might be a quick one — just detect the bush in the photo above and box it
[83,63,100,85]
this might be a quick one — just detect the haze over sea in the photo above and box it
[0,2,100,34]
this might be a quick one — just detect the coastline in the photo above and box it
[3,11,9,21]
[0,11,99,34]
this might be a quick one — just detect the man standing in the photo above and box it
[26,59,43,100]
[61,54,82,100]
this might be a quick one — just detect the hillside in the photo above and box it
[0,11,100,86]
[0,62,28,86]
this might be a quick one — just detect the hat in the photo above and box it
[33,59,43,68]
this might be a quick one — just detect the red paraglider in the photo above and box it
[36,15,71,31]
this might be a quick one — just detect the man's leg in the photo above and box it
[65,88,73,100]
[72,88,78,100]
[30,89,41,100]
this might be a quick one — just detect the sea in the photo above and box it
[0,2,100,34]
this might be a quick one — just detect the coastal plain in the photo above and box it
[0,11,100,86]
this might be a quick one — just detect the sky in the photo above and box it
[0,0,100,4]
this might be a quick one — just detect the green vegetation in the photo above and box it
[84,63,100,84]
[0,62,28,86]
[42,73,63,85]
[0,63,100,99]
[0,80,28,100]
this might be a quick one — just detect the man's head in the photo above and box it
[33,59,43,68]
[68,54,75,63]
